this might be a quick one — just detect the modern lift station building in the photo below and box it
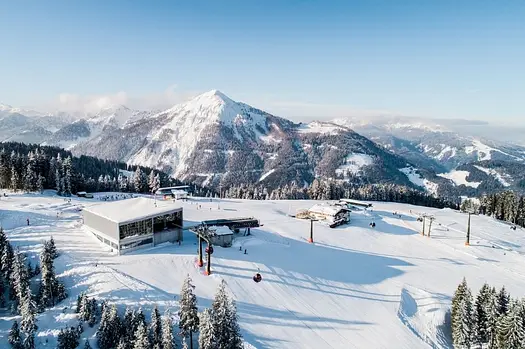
[82,197,183,255]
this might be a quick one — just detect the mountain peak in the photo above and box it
[191,89,234,105]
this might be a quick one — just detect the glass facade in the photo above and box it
[119,219,153,240]
[153,211,183,233]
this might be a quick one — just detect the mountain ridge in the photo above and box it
[2,90,525,197]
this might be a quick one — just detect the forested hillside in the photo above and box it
[0,142,208,196]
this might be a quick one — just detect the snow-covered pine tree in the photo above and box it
[8,320,22,349]
[123,307,136,341]
[20,286,37,349]
[97,303,113,349]
[133,308,147,332]
[88,297,98,327]
[198,308,215,349]
[149,306,162,347]
[57,327,80,349]
[453,281,473,349]
[38,243,55,308]
[161,311,175,349]
[497,286,510,316]
[36,175,44,194]
[148,171,156,194]
[225,297,243,349]
[44,236,58,259]
[153,174,160,195]
[133,322,151,349]
[23,159,36,192]
[485,287,499,348]
[55,167,62,195]
[178,275,199,348]
[2,242,14,300]
[451,278,467,337]
[497,300,525,348]
[10,166,20,191]
[473,283,490,347]
[181,337,188,349]
[12,251,29,311]
[79,294,90,321]
[76,293,84,313]
[107,304,122,347]
[211,279,242,349]
[62,157,73,196]
[133,168,145,193]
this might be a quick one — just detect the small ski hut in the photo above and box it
[209,226,234,247]
[307,204,350,227]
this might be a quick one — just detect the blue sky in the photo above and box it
[1,0,524,123]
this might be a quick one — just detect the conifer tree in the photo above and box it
[123,307,136,341]
[149,306,162,347]
[497,286,510,316]
[20,286,37,349]
[8,320,22,349]
[225,297,243,349]
[211,280,243,349]
[198,308,215,349]
[97,303,113,349]
[161,311,175,349]
[485,287,499,349]
[133,322,151,349]
[451,278,467,338]
[178,275,199,348]
[12,251,29,311]
[452,280,473,349]
[473,283,490,347]
[76,293,84,313]
[497,300,525,348]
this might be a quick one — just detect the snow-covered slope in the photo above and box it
[2,193,525,348]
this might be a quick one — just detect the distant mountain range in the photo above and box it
[2,91,525,198]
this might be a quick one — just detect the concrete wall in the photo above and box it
[212,234,233,247]
[82,210,119,241]
[153,228,182,245]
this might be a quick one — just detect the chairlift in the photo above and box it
[205,246,214,255]
[253,268,262,283]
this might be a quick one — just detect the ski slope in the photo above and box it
[1,192,525,348]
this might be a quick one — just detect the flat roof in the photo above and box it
[83,197,182,224]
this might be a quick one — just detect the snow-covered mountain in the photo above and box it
[43,105,153,150]
[69,90,412,189]
[333,116,525,172]
[0,104,69,144]
[3,92,525,196]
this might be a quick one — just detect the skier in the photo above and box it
[26,218,30,226]
[244,249,247,254]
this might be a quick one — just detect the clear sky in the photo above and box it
[1,0,524,123]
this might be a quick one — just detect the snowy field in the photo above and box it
[1,192,525,348]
